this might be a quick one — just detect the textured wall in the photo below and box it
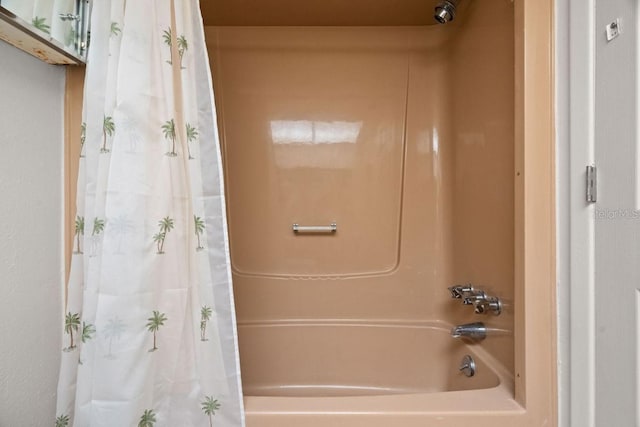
[0,41,65,426]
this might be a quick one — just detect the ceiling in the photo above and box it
[200,0,440,26]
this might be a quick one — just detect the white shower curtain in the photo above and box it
[55,1,245,426]
[1,0,76,47]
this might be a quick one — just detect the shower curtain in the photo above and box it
[55,1,245,426]
[1,0,76,47]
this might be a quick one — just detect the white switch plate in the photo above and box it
[606,18,621,41]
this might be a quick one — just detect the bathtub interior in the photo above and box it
[204,0,515,396]
[238,322,500,397]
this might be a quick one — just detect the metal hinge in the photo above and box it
[586,165,597,203]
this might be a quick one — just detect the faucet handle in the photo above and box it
[473,296,502,315]
[450,284,503,316]
[473,300,487,313]
[448,284,475,299]
[462,290,486,305]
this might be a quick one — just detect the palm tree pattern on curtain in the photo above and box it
[163,27,189,69]
[64,312,80,352]
[101,115,115,153]
[161,119,178,156]
[32,16,50,33]
[92,218,106,234]
[78,322,95,365]
[146,310,167,352]
[186,123,198,159]
[73,216,84,254]
[177,35,189,69]
[138,409,157,427]
[162,28,173,65]
[109,214,134,254]
[200,305,212,341]
[55,414,70,427]
[90,217,106,257]
[81,322,96,344]
[153,216,174,254]
[56,1,244,426]
[120,116,143,152]
[201,396,221,427]
[103,317,126,359]
[110,22,122,37]
[194,215,205,250]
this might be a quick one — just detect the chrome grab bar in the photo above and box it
[292,223,337,234]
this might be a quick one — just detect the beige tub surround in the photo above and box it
[202,0,555,424]
[207,23,455,313]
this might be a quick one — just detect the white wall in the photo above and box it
[0,41,65,426]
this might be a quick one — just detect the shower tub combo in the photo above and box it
[202,0,556,425]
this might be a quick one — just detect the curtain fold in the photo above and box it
[55,1,245,426]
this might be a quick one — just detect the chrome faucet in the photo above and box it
[472,295,502,315]
[448,284,475,299]
[462,289,487,305]
[448,284,502,316]
[451,322,487,342]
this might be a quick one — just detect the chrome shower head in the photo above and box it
[434,0,458,24]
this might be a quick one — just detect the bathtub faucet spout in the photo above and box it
[451,322,486,342]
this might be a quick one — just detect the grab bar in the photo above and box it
[292,223,337,234]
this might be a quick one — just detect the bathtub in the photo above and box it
[237,321,520,427]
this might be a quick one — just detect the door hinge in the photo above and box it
[586,165,597,203]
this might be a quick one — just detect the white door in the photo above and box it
[593,0,638,425]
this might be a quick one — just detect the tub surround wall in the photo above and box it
[207,25,456,321]
[449,0,515,373]
[206,0,514,385]
[0,41,65,426]
[212,29,412,277]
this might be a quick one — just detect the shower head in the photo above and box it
[434,0,458,24]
